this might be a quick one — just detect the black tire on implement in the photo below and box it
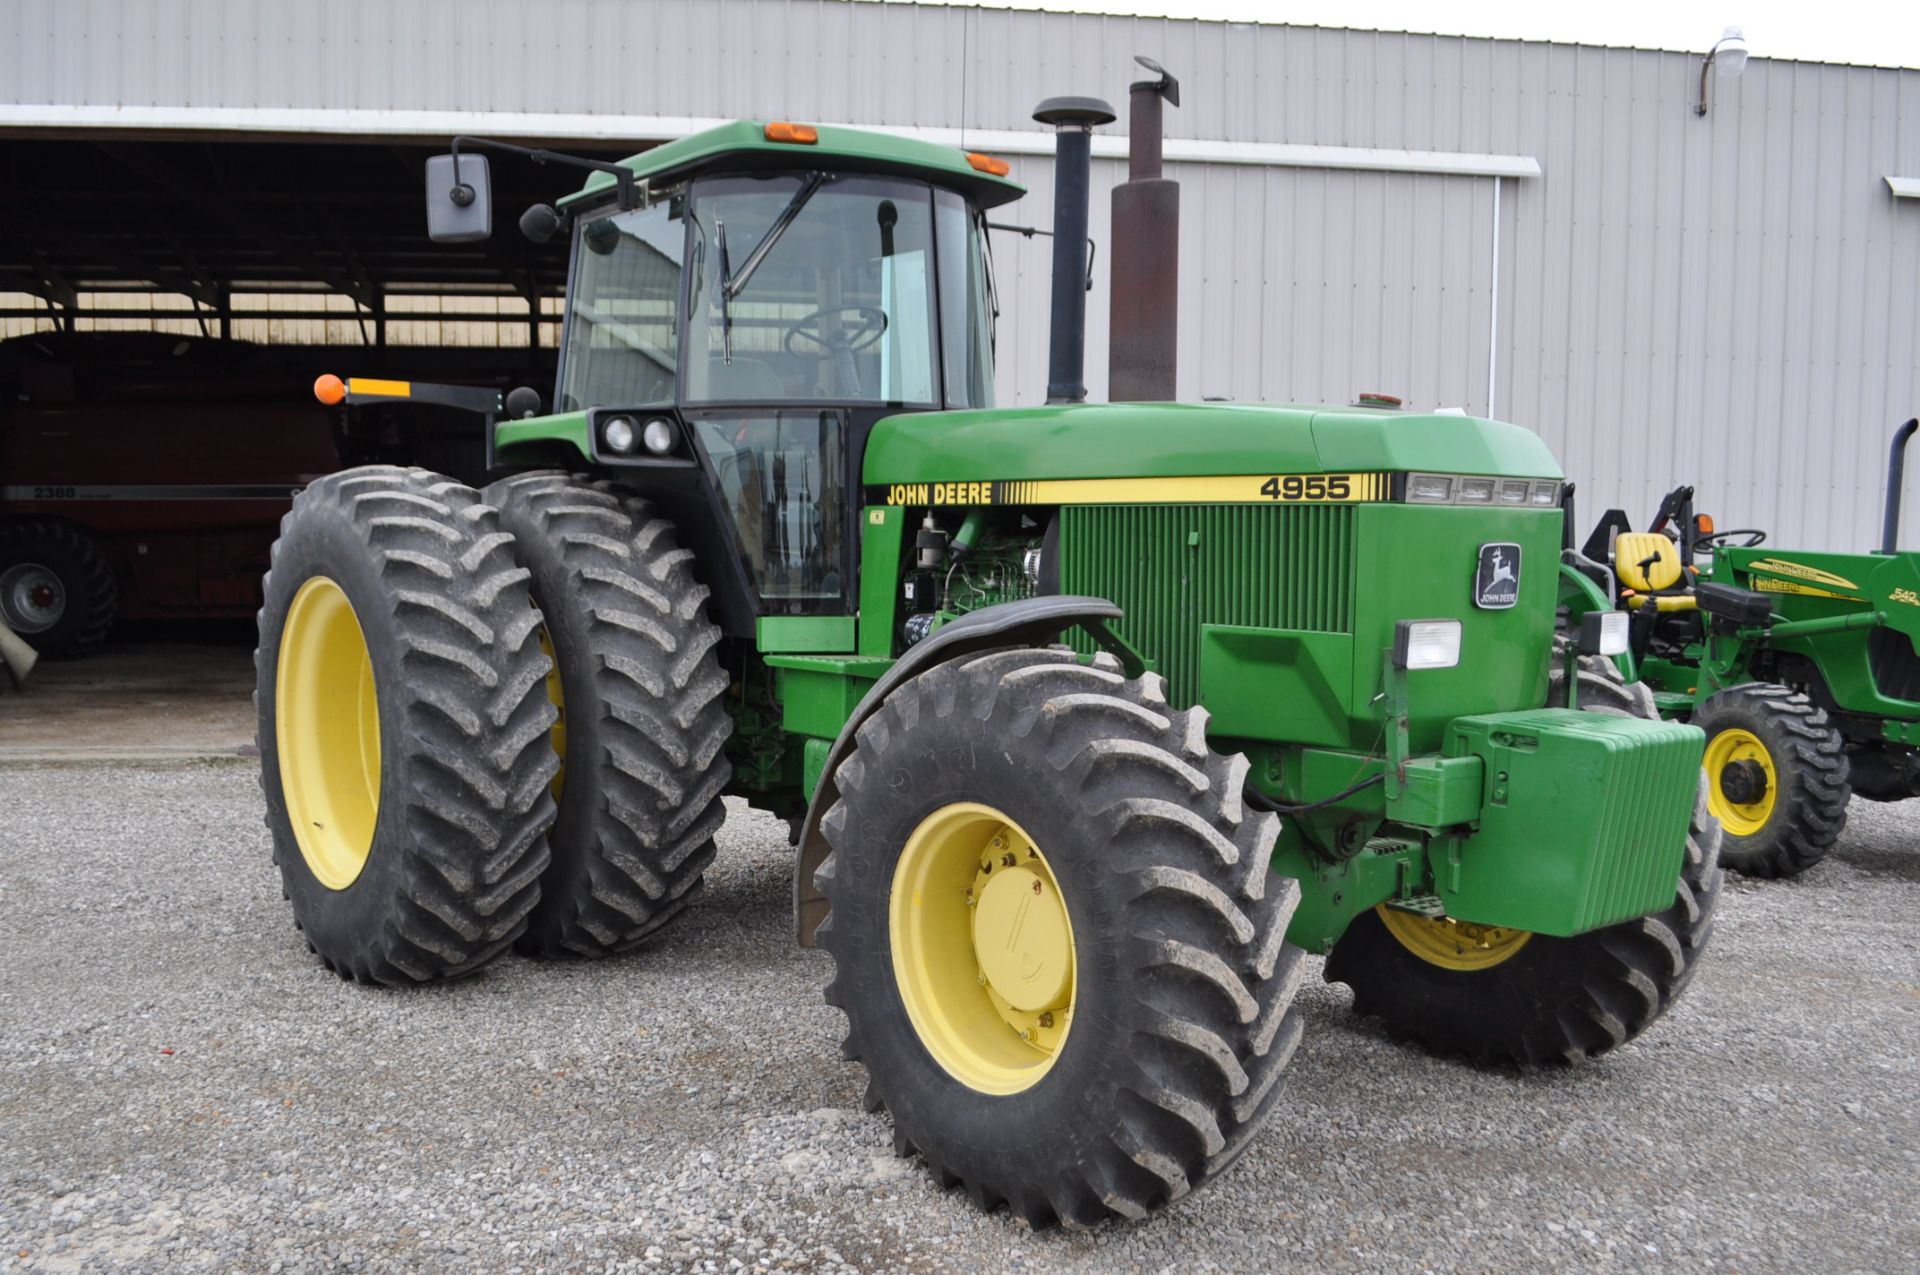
[1325,654,1723,1065]
[481,471,732,957]
[0,520,117,658]
[255,466,559,983]
[1693,684,1850,878]
[817,647,1305,1228]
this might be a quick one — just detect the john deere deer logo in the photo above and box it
[1476,543,1521,610]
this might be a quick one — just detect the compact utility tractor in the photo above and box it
[1563,418,1920,878]
[256,98,1721,1227]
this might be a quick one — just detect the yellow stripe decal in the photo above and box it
[1749,578,1864,603]
[1745,558,1858,591]
[875,472,1390,507]
[346,377,412,398]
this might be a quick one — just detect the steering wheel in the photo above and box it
[783,305,887,359]
[1697,529,1767,549]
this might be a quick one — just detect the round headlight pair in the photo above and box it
[602,415,677,456]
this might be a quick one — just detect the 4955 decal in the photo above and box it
[869,472,1391,508]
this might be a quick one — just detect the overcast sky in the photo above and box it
[941,0,1919,69]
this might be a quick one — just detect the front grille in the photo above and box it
[1058,503,1355,706]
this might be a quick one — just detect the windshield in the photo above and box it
[685,174,957,406]
[557,194,688,412]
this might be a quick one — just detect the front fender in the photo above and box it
[792,594,1125,946]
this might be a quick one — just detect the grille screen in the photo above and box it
[1058,503,1356,706]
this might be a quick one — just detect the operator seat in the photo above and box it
[1613,531,1773,658]
[1614,532,1697,614]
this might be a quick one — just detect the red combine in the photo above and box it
[0,334,510,657]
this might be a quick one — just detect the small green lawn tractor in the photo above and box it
[1561,418,1920,878]
[257,100,1720,1227]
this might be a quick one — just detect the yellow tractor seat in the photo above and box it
[1615,532,1684,592]
[1614,531,1699,612]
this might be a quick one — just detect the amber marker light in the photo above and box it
[966,152,1011,176]
[1695,513,1716,535]
[765,121,818,144]
[313,374,347,405]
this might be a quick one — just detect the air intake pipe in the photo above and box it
[1109,56,1181,402]
[1033,95,1116,404]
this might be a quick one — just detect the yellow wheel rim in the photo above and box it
[276,576,381,891]
[1376,905,1533,971]
[889,803,1076,1095]
[1703,727,1777,836]
[538,623,566,799]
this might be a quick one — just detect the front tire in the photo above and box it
[481,471,732,957]
[817,648,1304,1228]
[1325,655,1723,1065]
[256,466,559,983]
[1694,684,1850,878]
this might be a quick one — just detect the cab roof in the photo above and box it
[562,120,1027,211]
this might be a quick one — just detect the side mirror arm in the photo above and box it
[451,136,641,210]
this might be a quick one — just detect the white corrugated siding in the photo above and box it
[5,0,1918,549]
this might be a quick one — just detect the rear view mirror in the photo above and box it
[425,153,492,243]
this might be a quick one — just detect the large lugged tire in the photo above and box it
[0,521,117,658]
[255,466,559,983]
[816,647,1304,1228]
[1325,655,1723,1065]
[1693,684,1850,878]
[481,471,732,958]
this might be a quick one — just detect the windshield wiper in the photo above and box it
[725,172,828,301]
[715,218,733,363]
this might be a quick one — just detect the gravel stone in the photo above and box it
[1,759,1915,1273]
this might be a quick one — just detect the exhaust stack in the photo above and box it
[1033,95,1116,404]
[1109,56,1181,402]
[1882,418,1920,553]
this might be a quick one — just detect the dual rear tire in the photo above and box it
[256,466,729,982]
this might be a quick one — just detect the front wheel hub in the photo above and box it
[1717,758,1769,806]
[889,803,1076,1095]
[1703,727,1779,836]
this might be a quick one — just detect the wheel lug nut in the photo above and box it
[1038,1012,1053,1028]
[1001,853,1017,868]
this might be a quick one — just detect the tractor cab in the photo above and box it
[420,122,1023,635]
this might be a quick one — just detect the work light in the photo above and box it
[1392,619,1463,670]
[641,417,678,455]
[1579,610,1630,657]
[602,416,638,454]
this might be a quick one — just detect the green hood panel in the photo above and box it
[861,402,1563,485]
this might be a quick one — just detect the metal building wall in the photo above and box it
[4,0,1918,549]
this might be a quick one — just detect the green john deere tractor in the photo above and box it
[258,105,1721,1227]
[1562,418,1920,878]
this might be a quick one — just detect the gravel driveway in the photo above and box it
[2,759,1915,1273]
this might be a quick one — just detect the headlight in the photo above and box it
[1392,619,1462,670]
[602,416,638,454]
[1404,473,1563,506]
[641,417,678,455]
[1579,610,1629,657]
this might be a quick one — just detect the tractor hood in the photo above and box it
[861,402,1563,486]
